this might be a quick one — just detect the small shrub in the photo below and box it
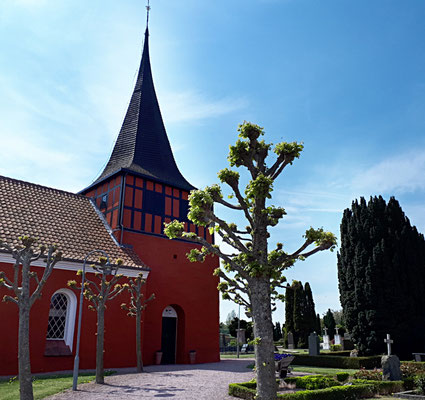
[330,344,342,352]
[353,367,382,381]
[336,372,349,382]
[415,374,425,394]
[229,379,403,400]
[295,375,340,390]
[292,354,381,369]
[401,362,425,378]
[403,376,415,390]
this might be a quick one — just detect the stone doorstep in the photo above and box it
[395,390,425,399]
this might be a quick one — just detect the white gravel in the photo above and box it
[46,358,257,400]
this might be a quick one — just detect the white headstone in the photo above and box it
[334,334,341,345]
[323,335,330,350]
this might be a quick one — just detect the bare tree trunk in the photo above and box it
[136,310,143,372]
[96,304,105,384]
[18,301,34,400]
[251,278,276,400]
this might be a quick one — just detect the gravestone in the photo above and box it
[236,329,246,344]
[287,332,295,350]
[342,332,354,350]
[322,327,330,350]
[334,328,341,345]
[381,334,401,381]
[323,335,330,350]
[384,333,393,356]
[308,332,320,356]
[334,334,341,345]
[382,355,401,381]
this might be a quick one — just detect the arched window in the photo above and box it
[46,289,77,352]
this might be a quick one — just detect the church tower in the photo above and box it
[81,15,219,365]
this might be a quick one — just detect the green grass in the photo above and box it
[220,353,255,359]
[0,372,113,400]
[291,365,359,376]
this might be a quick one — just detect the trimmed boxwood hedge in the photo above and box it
[292,354,381,369]
[228,378,404,400]
[321,351,352,357]
[401,361,425,372]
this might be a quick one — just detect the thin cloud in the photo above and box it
[159,91,248,123]
[351,149,425,195]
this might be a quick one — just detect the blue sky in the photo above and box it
[1,0,425,323]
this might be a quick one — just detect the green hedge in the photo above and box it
[292,354,381,369]
[228,383,257,400]
[229,382,375,400]
[401,361,425,372]
[277,384,375,400]
[229,379,404,400]
[321,351,352,357]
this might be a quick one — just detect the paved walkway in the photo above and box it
[47,358,257,400]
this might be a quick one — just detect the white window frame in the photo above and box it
[46,288,77,351]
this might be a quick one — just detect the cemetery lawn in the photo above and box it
[0,373,105,400]
[291,365,359,375]
[220,354,255,359]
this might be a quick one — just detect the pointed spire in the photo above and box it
[146,0,151,29]
[88,23,194,192]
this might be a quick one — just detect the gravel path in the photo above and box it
[46,358,257,400]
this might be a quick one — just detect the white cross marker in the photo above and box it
[335,327,339,335]
[384,333,393,356]
[323,327,328,336]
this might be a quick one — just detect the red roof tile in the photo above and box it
[0,176,148,270]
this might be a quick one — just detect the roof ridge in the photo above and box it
[0,175,87,200]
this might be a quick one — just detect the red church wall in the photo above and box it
[121,231,220,365]
[0,261,146,376]
[0,230,220,376]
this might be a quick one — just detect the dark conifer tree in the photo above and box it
[323,309,336,340]
[284,284,295,347]
[304,282,317,335]
[338,196,425,357]
[285,280,318,348]
[316,313,321,334]
[273,322,283,341]
[293,281,307,347]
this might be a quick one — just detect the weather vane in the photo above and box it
[146,0,151,27]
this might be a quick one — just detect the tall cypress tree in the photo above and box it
[338,196,425,357]
[284,283,295,347]
[293,281,307,347]
[316,313,322,335]
[304,282,317,336]
[323,309,336,340]
[285,280,318,348]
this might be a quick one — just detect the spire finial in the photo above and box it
[146,0,151,28]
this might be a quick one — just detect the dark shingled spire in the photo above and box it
[88,28,195,192]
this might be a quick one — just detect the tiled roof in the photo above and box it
[0,175,148,270]
[86,28,195,192]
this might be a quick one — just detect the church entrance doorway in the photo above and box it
[161,306,177,364]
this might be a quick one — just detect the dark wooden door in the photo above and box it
[161,317,177,364]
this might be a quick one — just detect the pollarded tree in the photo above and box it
[164,122,336,400]
[0,236,62,400]
[120,273,155,372]
[68,258,127,384]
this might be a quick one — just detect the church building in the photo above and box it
[0,22,220,376]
